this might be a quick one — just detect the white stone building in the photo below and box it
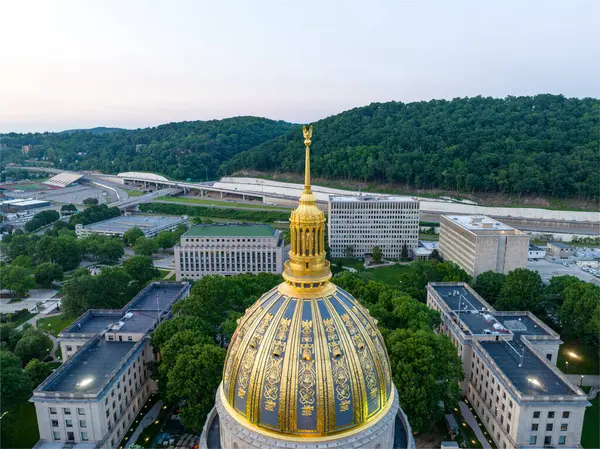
[328,195,420,259]
[427,282,589,449]
[174,224,284,280]
[31,282,190,449]
[439,215,530,278]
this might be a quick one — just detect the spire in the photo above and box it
[281,125,332,295]
[303,125,312,191]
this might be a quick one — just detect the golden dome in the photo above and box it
[220,126,394,438]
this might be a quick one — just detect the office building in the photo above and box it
[328,195,420,259]
[528,244,546,260]
[546,242,575,259]
[175,224,284,280]
[75,214,187,238]
[427,282,588,449]
[439,215,530,278]
[32,282,190,448]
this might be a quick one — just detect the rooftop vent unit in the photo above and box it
[110,321,125,331]
[470,216,483,224]
[123,312,134,319]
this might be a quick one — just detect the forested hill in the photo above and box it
[225,95,599,199]
[0,117,294,181]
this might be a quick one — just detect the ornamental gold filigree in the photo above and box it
[298,320,316,416]
[323,318,352,412]
[352,306,391,379]
[352,333,378,399]
[237,313,273,399]
[263,318,291,412]
[223,319,250,391]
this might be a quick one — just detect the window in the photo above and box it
[533,411,541,419]
[79,420,87,428]
[66,345,72,351]
[546,353,552,361]
[562,411,570,419]
[544,436,552,445]
[65,420,73,428]
[548,411,555,419]
[506,424,510,433]
[530,436,537,445]
[81,432,89,441]
[53,431,61,441]
[49,407,57,415]
[128,336,133,341]
[63,408,71,415]
[532,423,539,431]
[561,423,568,431]
[546,423,553,431]
[51,420,58,427]
[77,408,85,416]
[559,436,566,445]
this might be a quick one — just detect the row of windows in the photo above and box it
[531,423,569,431]
[530,435,568,445]
[51,419,86,428]
[49,407,86,416]
[533,410,570,419]
[184,237,274,243]
[52,431,88,442]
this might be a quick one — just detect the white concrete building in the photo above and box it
[32,282,190,449]
[528,244,546,260]
[175,224,284,280]
[427,283,589,449]
[439,215,530,278]
[328,195,419,259]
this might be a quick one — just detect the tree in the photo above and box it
[123,226,145,246]
[14,327,53,363]
[61,275,100,317]
[473,271,506,305]
[344,245,355,259]
[558,282,600,345]
[83,197,98,205]
[430,249,440,261]
[0,351,33,412]
[166,343,226,431]
[47,235,82,271]
[25,358,53,387]
[24,210,60,232]
[123,255,160,285]
[0,323,23,352]
[34,262,64,287]
[0,265,35,297]
[96,238,124,262]
[496,268,544,312]
[372,246,382,262]
[155,231,175,249]
[11,255,32,268]
[401,243,409,259]
[60,204,77,215]
[386,329,463,434]
[134,237,157,257]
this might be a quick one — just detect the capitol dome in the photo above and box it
[200,126,414,449]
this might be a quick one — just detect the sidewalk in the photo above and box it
[125,400,163,448]
[459,402,492,449]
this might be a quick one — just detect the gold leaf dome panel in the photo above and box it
[222,283,393,437]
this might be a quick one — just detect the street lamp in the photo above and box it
[565,361,569,374]
[580,375,584,387]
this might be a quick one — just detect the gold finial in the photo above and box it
[302,125,313,191]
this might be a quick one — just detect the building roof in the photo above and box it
[118,171,170,182]
[529,243,544,251]
[548,242,572,249]
[480,341,574,396]
[419,240,439,250]
[43,172,83,188]
[443,215,520,233]
[80,214,185,234]
[329,194,415,203]
[412,247,433,256]
[41,339,136,394]
[184,224,277,238]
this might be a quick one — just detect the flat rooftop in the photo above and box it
[125,282,186,311]
[549,242,572,249]
[184,224,277,238]
[444,215,518,233]
[329,195,415,203]
[480,341,574,396]
[64,312,120,335]
[41,339,135,394]
[82,214,184,233]
[529,243,544,251]
[497,314,553,337]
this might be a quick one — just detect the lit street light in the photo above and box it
[580,375,584,387]
[565,361,569,374]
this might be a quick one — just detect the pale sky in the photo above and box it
[1,0,599,133]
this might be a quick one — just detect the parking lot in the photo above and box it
[528,258,600,286]
[9,185,117,205]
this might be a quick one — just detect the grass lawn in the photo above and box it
[582,391,599,449]
[157,268,173,279]
[419,233,439,241]
[557,341,599,375]
[367,264,412,285]
[124,188,144,197]
[0,401,40,449]
[37,314,76,337]
[331,258,365,270]
[155,195,290,210]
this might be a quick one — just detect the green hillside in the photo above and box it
[225,95,599,199]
